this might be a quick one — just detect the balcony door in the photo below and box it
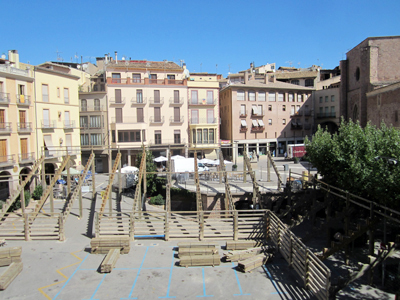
[0,140,6,162]
[174,107,180,122]
[0,109,5,129]
[65,111,70,127]
[115,89,122,103]
[43,109,50,127]
[115,108,123,123]
[21,138,28,160]
[19,111,26,129]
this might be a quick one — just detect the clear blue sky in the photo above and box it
[3,0,400,76]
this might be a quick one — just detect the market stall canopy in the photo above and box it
[154,156,168,162]
[171,155,185,160]
[118,166,139,174]
[61,167,81,175]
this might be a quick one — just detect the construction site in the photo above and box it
[0,146,398,300]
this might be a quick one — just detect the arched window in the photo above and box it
[94,99,100,111]
[237,90,245,101]
[81,99,87,111]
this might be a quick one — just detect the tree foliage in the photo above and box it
[135,149,158,196]
[305,119,400,210]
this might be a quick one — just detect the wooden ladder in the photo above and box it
[2,156,45,213]
[99,153,121,216]
[219,151,234,211]
[132,149,146,211]
[63,153,95,221]
[267,151,284,188]
[194,152,203,211]
[243,150,263,209]
[31,155,71,220]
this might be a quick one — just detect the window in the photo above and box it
[81,134,89,145]
[64,111,70,127]
[258,91,266,101]
[136,89,143,103]
[331,95,335,102]
[174,130,180,144]
[268,92,276,102]
[305,79,314,87]
[207,110,214,123]
[325,96,329,102]
[80,116,88,128]
[258,105,263,116]
[282,105,286,111]
[237,90,245,101]
[268,119,272,125]
[154,130,162,144]
[249,91,255,101]
[297,94,303,102]
[94,99,100,110]
[132,73,141,83]
[137,108,144,123]
[90,134,102,146]
[42,84,49,102]
[117,130,142,142]
[20,138,28,159]
[112,73,121,83]
[288,94,294,102]
[252,105,258,115]
[191,90,198,104]
[154,90,160,103]
[173,107,180,122]
[283,119,286,125]
[57,87,60,97]
[43,109,50,127]
[197,129,202,144]
[240,104,246,116]
[192,129,196,143]
[149,74,157,84]
[209,129,215,144]
[90,116,101,128]
[167,74,175,84]
[268,105,272,111]
[319,97,323,103]
[115,108,123,123]
[207,91,214,104]
[331,106,335,116]
[291,80,299,85]
[291,105,295,115]
[174,90,180,103]
[64,88,69,104]
[355,67,360,81]
[115,89,122,103]
[203,129,208,144]
[19,110,26,129]
[81,99,87,111]
[191,110,199,124]
[319,107,323,115]
[296,105,300,113]
[278,93,284,102]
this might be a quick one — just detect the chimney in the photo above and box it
[264,74,268,84]
[244,71,248,84]
[115,51,118,63]
[183,63,186,70]
[104,54,108,63]
[8,50,19,68]
[273,70,276,83]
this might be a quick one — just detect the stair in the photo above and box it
[267,151,284,187]
[243,150,263,209]
[99,153,121,215]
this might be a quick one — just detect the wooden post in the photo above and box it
[92,151,96,199]
[130,212,135,241]
[50,186,54,213]
[165,212,169,241]
[59,214,65,241]
[199,211,204,241]
[267,151,271,182]
[95,211,99,238]
[243,158,247,183]
[233,210,238,241]
[67,159,71,196]
[288,169,292,206]
[41,158,46,190]
[20,187,25,213]
[79,188,82,219]
[304,250,310,289]
[24,213,30,241]
[264,211,270,240]
[118,148,122,201]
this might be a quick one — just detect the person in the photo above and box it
[256,153,259,162]
[284,152,287,160]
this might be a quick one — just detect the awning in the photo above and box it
[291,121,297,126]
[43,135,57,156]
[240,120,247,127]
[252,106,258,115]
[258,119,265,127]
[252,120,259,127]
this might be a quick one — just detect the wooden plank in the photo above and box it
[178,247,218,257]
[223,247,263,262]
[179,254,220,267]
[178,242,218,249]
[226,240,258,250]
[0,262,23,290]
[100,249,120,273]
[0,257,22,267]
[237,254,269,272]
[0,247,22,259]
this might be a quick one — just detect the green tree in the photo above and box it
[135,149,158,196]
[305,119,400,210]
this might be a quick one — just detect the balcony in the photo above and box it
[251,126,264,132]
[290,111,301,117]
[80,123,103,130]
[131,97,147,105]
[240,126,248,132]
[291,120,303,130]
[170,116,184,124]
[111,117,145,124]
[251,111,264,117]
[0,123,12,134]
[149,98,164,106]
[0,92,10,105]
[19,152,35,163]
[188,98,217,106]
[17,122,33,133]
[317,112,336,119]
[148,138,186,146]
[17,94,31,106]
[80,105,104,112]
[149,116,165,124]
[169,97,184,106]
[0,154,15,167]
[189,118,217,125]
[109,97,126,105]
[239,111,247,118]
[190,140,217,147]
[42,120,57,129]
[64,120,76,129]
[107,77,186,86]
[0,65,30,77]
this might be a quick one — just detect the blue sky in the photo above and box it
[2,0,400,76]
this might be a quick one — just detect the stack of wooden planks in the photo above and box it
[91,237,130,254]
[0,247,22,267]
[178,242,220,267]
[226,240,258,250]
[223,247,263,262]
[100,249,120,273]
[237,254,270,273]
[0,246,23,290]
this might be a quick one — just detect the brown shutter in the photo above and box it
[137,108,143,122]
[174,107,180,122]
[116,108,123,123]
[115,89,121,103]
[174,90,179,103]
[154,90,160,103]
[154,107,161,122]
[0,139,6,162]
[21,138,28,159]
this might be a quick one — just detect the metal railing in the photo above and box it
[239,111,247,117]
[19,152,35,162]
[170,116,184,123]
[0,92,10,104]
[131,97,147,105]
[64,120,76,129]
[189,118,217,124]
[149,116,165,124]
[17,122,33,132]
[109,97,126,105]
[149,98,164,105]
[80,105,104,112]
[0,123,12,133]
[0,154,15,166]
[317,112,336,118]
[189,98,217,105]
[111,117,145,124]
[42,120,57,129]
[148,138,186,145]
[169,97,184,105]
[17,94,31,105]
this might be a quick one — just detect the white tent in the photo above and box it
[171,155,185,160]
[118,166,139,174]
[211,160,233,166]
[153,156,168,162]
[61,167,81,175]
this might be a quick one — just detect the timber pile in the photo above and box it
[178,242,221,267]
[0,262,23,290]
[226,240,258,250]
[178,247,218,258]
[100,249,120,273]
[237,254,270,273]
[223,247,263,262]
[0,247,22,267]
[178,242,218,249]
[91,237,130,254]
[179,254,220,267]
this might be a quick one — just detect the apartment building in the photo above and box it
[0,50,35,199]
[220,73,313,161]
[34,62,81,178]
[340,36,400,127]
[102,55,189,165]
[187,73,220,159]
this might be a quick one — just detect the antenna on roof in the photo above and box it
[56,49,63,61]
[286,61,293,67]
